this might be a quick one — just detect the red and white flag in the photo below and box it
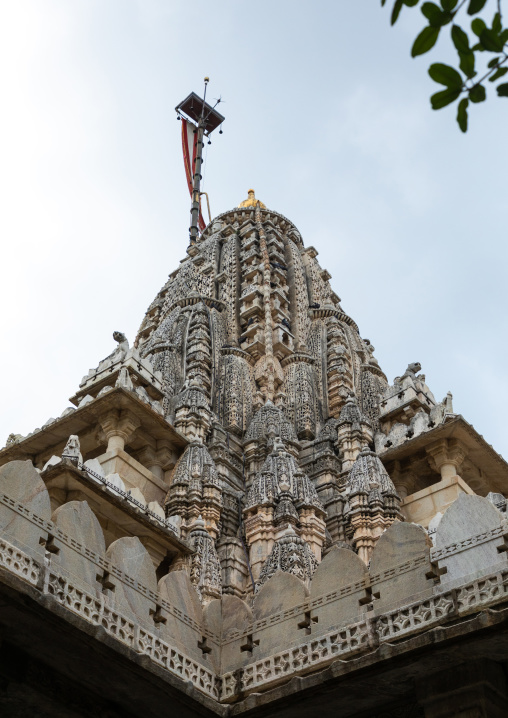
[181,119,206,233]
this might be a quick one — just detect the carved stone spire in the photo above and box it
[133,199,395,595]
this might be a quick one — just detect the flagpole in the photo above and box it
[189,78,208,245]
[176,79,225,245]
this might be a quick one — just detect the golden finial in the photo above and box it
[238,189,266,209]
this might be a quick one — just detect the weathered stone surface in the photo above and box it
[42,455,61,471]
[158,570,204,661]
[253,571,308,620]
[207,594,253,673]
[0,460,51,558]
[51,500,105,595]
[106,472,126,494]
[148,501,165,520]
[435,494,508,583]
[84,458,105,482]
[127,487,146,506]
[220,594,252,640]
[401,476,474,528]
[370,522,435,609]
[310,546,368,626]
[250,571,309,659]
[106,536,157,625]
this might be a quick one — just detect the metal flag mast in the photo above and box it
[176,78,225,245]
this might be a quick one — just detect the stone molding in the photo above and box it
[431,524,508,561]
[0,491,209,637]
[5,526,505,704]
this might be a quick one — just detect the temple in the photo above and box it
[1,191,508,717]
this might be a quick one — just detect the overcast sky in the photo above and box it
[1,0,507,462]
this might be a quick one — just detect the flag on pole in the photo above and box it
[181,119,206,233]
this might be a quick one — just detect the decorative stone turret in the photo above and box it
[173,379,212,442]
[344,447,402,563]
[337,395,373,471]
[257,525,317,589]
[164,441,222,540]
[244,436,326,581]
[188,516,222,604]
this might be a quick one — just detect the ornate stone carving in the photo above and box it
[188,516,222,604]
[257,526,318,588]
[344,447,402,563]
[165,441,222,540]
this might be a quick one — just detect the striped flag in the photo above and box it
[181,119,206,233]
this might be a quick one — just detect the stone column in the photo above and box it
[388,460,417,500]
[136,440,177,482]
[426,438,467,481]
[416,660,508,718]
[98,410,140,453]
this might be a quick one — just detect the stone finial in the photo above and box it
[238,189,266,209]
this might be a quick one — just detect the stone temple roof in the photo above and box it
[1,187,508,716]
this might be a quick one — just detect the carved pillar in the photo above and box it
[388,460,418,500]
[98,410,141,453]
[426,438,467,481]
[136,440,178,483]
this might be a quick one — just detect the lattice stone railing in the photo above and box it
[2,495,508,703]
[220,618,371,701]
[0,535,220,700]
[219,569,508,700]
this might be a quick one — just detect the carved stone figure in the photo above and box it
[62,434,81,464]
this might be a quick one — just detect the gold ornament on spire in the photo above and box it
[238,189,266,209]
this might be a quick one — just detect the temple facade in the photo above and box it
[1,192,508,717]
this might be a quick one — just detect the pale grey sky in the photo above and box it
[1,0,507,460]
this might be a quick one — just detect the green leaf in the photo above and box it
[467,0,488,15]
[497,82,508,96]
[456,97,469,132]
[403,0,419,5]
[422,2,445,26]
[488,56,501,68]
[412,26,440,56]
[421,3,453,26]
[392,0,404,24]
[493,12,502,33]
[430,86,461,108]
[489,67,508,82]
[451,24,470,53]
[469,84,486,102]
[441,0,458,9]
[459,50,476,78]
[428,62,463,87]
[500,29,508,44]
[479,29,504,52]
[471,18,486,36]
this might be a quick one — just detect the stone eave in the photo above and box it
[41,459,192,556]
[0,387,188,464]
[379,414,508,491]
